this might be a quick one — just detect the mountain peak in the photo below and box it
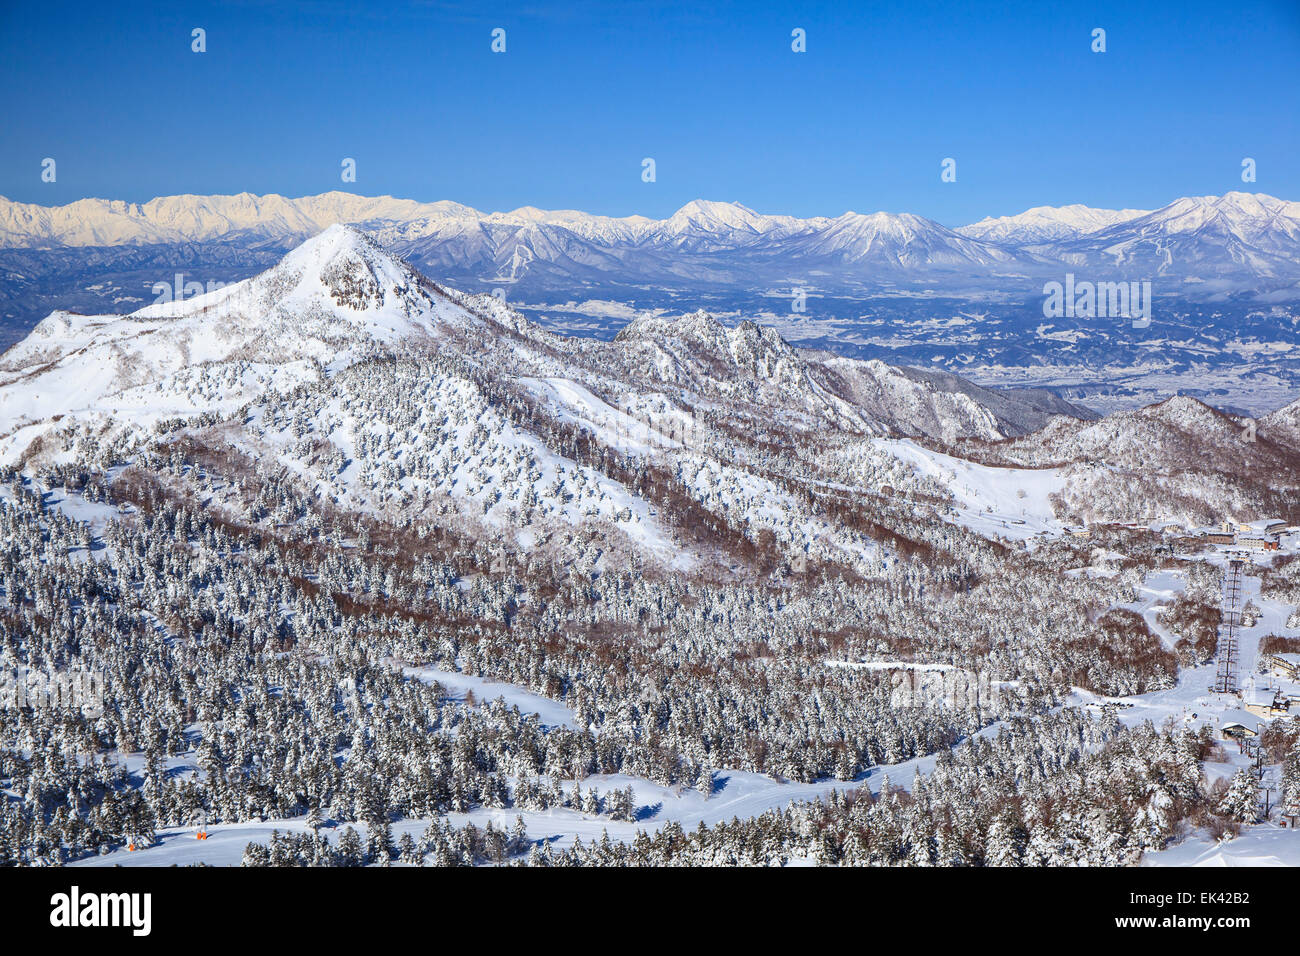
[280,222,376,266]
[957,204,1151,243]
[1139,394,1237,432]
[267,223,427,314]
[798,210,1016,267]
[665,200,771,234]
[616,308,729,346]
[671,199,757,217]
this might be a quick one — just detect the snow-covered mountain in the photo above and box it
[1259,394,1300,445]
[787,212,1022,269]
[0,224,466,449]
[2,192,1297,316]
[957,193,1300,284]
[0,225,1086,466]
[1043,192,1300,279]
[5,190,1292,266]
[0,225,1114,577]
[0,192,1037,290]
[18,220,1300,587]
[954,394,1300,525]
[360,200,1038,284]
[0,192,445,248]
[5,221,1297,543]
[9,229,1300,877]
[957,204,1150,244]
[649,199,818,252]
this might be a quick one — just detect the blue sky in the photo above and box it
[1,0,1297,226]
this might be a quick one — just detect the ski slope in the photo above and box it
[874,437,1068,539]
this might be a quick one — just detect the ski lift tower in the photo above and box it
[1213,554,1245,695]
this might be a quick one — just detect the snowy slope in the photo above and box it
[0,224,476,464]
[7,224,1292,579]
[4,226,1045,572]
[874,438,1067,538]
[957,204,1150,244]
[1045,192,1300,277]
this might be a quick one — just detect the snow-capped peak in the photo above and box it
[1122,191,1300,240]
[957,204,1151,243]
[268,222,420,306]
[0,225,478,464]
[794,210,1017,267]
[3,190,1296,288]
[130,222,431,325]
[666,200,766,229]
[616,308,730,347]
[1051,191,1300,277]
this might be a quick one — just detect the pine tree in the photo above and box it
[397,830,419,865]
[985,813,1022,867]
[1218,769,1259,825]
[696,764,714,799]
[1281,743,1300,817]
[337,825,363,867]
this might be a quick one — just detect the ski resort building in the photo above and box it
[1236,536,1280,551]
[1219,711,1261,739]
[1265,652,1300,681]
[1243,688,1290,719]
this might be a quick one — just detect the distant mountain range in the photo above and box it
[0,224,1095,473]
[3,223,1292,556]
[2,191,1298,298]
[2,190,1298,419]
[956,204,1153,243]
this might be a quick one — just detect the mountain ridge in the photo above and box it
[3,189,1294,267]
[4,192,1296,316]
[0,225,1096,473]
[6,228,1300,609]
